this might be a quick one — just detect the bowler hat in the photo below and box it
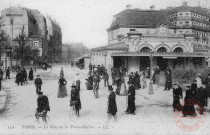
[108,85,113,91]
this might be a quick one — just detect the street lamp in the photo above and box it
[148,51,154,94]
[10,17,14,68]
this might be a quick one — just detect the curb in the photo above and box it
[0,90,7,111]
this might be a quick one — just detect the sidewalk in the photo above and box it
[0,90,7,111]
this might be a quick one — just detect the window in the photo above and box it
[130,29,136,31]
[179,22,183,24]
[179,13,183,16]
[174,47,183,53]
[185,13,189,15]
[157,47,167,53]
[140,47,151,52]
[179,31,183,34]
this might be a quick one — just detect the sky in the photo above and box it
[0,0,210,48]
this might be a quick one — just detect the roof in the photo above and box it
[74,53,91,61]
[107,9,173,31]
[91,43,129,51]
[168,6,210,18]
[111,52,210,57]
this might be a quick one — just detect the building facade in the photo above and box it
[91,3,210,75]
[0,7,62,67]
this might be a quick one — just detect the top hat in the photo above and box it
[108,85,113,91]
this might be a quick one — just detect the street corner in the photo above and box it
[0,90,7,111]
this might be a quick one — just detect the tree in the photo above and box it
[13,25,39,67]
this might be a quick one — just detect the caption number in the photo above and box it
[8,126,14,129]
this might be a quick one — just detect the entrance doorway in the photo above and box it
[113,56,125,68]
[156,57,168,71]
[140,56,150,71]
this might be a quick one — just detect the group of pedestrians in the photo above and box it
[15,68,34,86]
[172,73,210,117]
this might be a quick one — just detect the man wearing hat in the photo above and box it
[107,85,117,122]
[35,92,50,122]
[125,80,136,115]
[172,82,183,112]
[34,75,43,94]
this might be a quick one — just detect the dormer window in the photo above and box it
[130,29,136,31]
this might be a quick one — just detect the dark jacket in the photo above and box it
[36,95,50,112]
[76,80,81,91]
[70,89,81,110]
[28,69,33,80]
[34,78,42,86]
[173,86,183,99]
[107,91,117,115]
[59,78,67,86]
[103,71,109,80]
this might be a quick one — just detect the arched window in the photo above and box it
[174,47,183,53]
[140,47,151,52]
[157,47,167,53]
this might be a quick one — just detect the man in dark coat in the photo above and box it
[125,80,136,115]
[5,67,10,79]
[103,69,109,87]
[89,63,92,71]
[34,75,43,94]
[172,82,183,112]
[28,68,34,81]
[107,85,117,122]
[35,92,50,122]
[22,68,27,83]
[134,71,141,90]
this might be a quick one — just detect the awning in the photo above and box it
[110,52,210,57]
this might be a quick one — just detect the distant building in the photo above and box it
[91,3,210,75]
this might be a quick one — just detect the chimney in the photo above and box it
[182,1,188,6]
[126,4,132,9]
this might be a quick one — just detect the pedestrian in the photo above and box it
[57,76,67,98]
[115,76,122,95]
[28,68,34,81]
[103,69,109,87]
[19,70,24,86]
[0,67,3,91]
[15,70,21,85]
[107,85,117,122]
[197,81,207,115]
[182,84,197,117]
[35,91,50,123]
[85,74,93,90]
[5,67,10,79]
[111,68,117,85]
[60,67,64,77]
[134,71,141,90]
[34,75,43,94]
[22,68,27,83]
[75,73,81,92]
[93,75,99,98]
[125,80,136,115]
[70,84,81,117]
[164,67,172,91]
[89,63,92,71]
[142,72,147,89]
[172,82,183,112]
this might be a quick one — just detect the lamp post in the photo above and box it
[148,51,154,94]
[10,17,14,68]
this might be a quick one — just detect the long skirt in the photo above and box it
[182,99,196,116]
[126,95,136,113]
[93,83,99,98]
[57,85,67,98]
[86,81,93,90]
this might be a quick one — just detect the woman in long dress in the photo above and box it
[57,76,67,98]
